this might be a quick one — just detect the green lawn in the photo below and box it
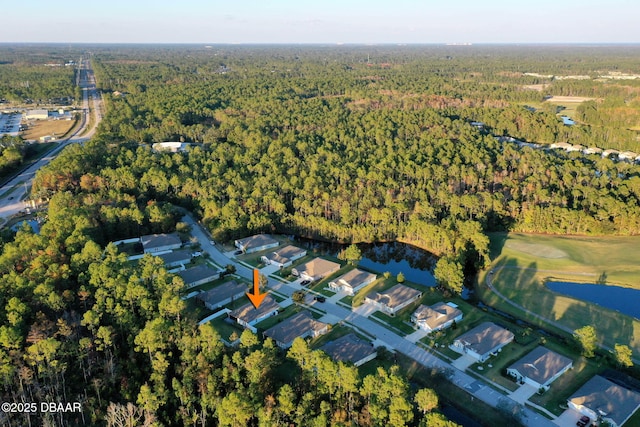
[482,232,640,356]
[208,316,245,342]
[370,311,415,336]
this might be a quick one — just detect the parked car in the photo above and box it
[209,240,216,245]
[191,251,202,257]
[234,250,243,255]
[300,280,311,286]
[314,296,326,303]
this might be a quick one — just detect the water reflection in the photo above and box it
[547,281,640,320]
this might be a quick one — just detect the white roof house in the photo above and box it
[261,245,307,268]
[328,269,377,295]
[292,257,341,282]
[568,376,640,427]
[235,234,279,254]
[506,346,573,391]
[450,322,514,362]
[411,302,463,333]
[364,284,422,316]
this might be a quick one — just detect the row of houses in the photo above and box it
[447,321,640,426]
[548,142,640,163]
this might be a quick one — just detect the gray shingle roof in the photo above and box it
[296,257,341,278]
[140,233,181,250]
[366,284,422,310]
[177,265,219,285]
[569,375,640,426]
[508,346,572,386]
[454,322,514,357]
[332,268,376,289]
[236,234,279,250]
[157,249,192,264]
[196,281,246,306]
[264,245,306,264]
[229,295,280,324]
[263,311,327,346]
[412,302,462,330]
[320,333,376,364]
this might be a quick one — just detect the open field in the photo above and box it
[480,232,640,354]
[22,118,76,140]
[545,96,596,103]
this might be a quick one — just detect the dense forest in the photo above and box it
[3,44,640,426]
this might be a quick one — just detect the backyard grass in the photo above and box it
[208,316,245,342]
[22,118,76,140]
[370,311,415,336]
[482,232,640,355]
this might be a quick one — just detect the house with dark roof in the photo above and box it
[568,375,640,427]
[261,245,307,268]
[156,249,192,268]
[228,295,280,333]
[195,281,246,310]
[141,233,182,253]
[411,302,463,333]
[177,265,220,289]
[234,234,279,254]
[292,257,341,282]
[263,311,329,349]
[506,346,573,391]
[450,322,514,362]
[328,268,377,295]
[364,284,422,315]
[319,333,377,367]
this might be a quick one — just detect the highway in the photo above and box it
[0,57,102,221]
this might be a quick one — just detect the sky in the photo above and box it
[3,0,639,44]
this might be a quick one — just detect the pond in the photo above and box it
[560,116,575,125]
[10,219,40,234]
[546,281,640,320]
[293,238,437,287]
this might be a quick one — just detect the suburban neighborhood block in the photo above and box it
[506,346,573,391]
[568,375,640,427]
[195,280,247,310]
[141,233,182,253]
[319,333,377,367]
[364,284,422,316]
[261,245,307,268]
[263,310,329,349]
[177,265,221,288]
[328,268,377,295]
[228,295,280,333]
[292,257,341,282]
[234,234,279,254]
[450,322,514,362]
[411,302,463,333]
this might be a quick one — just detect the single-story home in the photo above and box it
[234,234,279,254]
[328,268,377,295]
[364,284,422,316]
[177,265,220,288]
[263,310,329,349]
[568,375,640,427]
[141,233,182,253]
[292,257,341,282]
[619,151,639,161]
[195,280,246,310]
[156,249,192,268]
[450,322,514,362]
[319,333,377,367]
[411,302,463,333]
[583,146,603,155]
[228,295,280,333]
[261,245,307,268]
[506,346,573,391]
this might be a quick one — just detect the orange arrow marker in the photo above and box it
[247,269,266,309]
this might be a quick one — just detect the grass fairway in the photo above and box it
[481,232,640,355]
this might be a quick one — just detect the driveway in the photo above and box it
[452,354,477,370]
[509,384,539,404]
[553,408,584,427]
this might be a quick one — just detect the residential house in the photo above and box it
[320,333,377,367]
[568,375,640,427]
[228,295,280,333]
[411,302,463,333]
[450,322,514,362]
[195,280,246,310]
[177,265,220,288]
[619,151,639,161]
[506,346,573,391]
[583,147,603,155]
[261,245,307,268]
[263,311,329,349]
[234,234,279,254]
[602,149,620,158]
[328,268,377,295]
[141,233,182,253]
[292,257,341,282]
[151,142,192,152]
[364,284,422,316]
[156,249,192,268]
